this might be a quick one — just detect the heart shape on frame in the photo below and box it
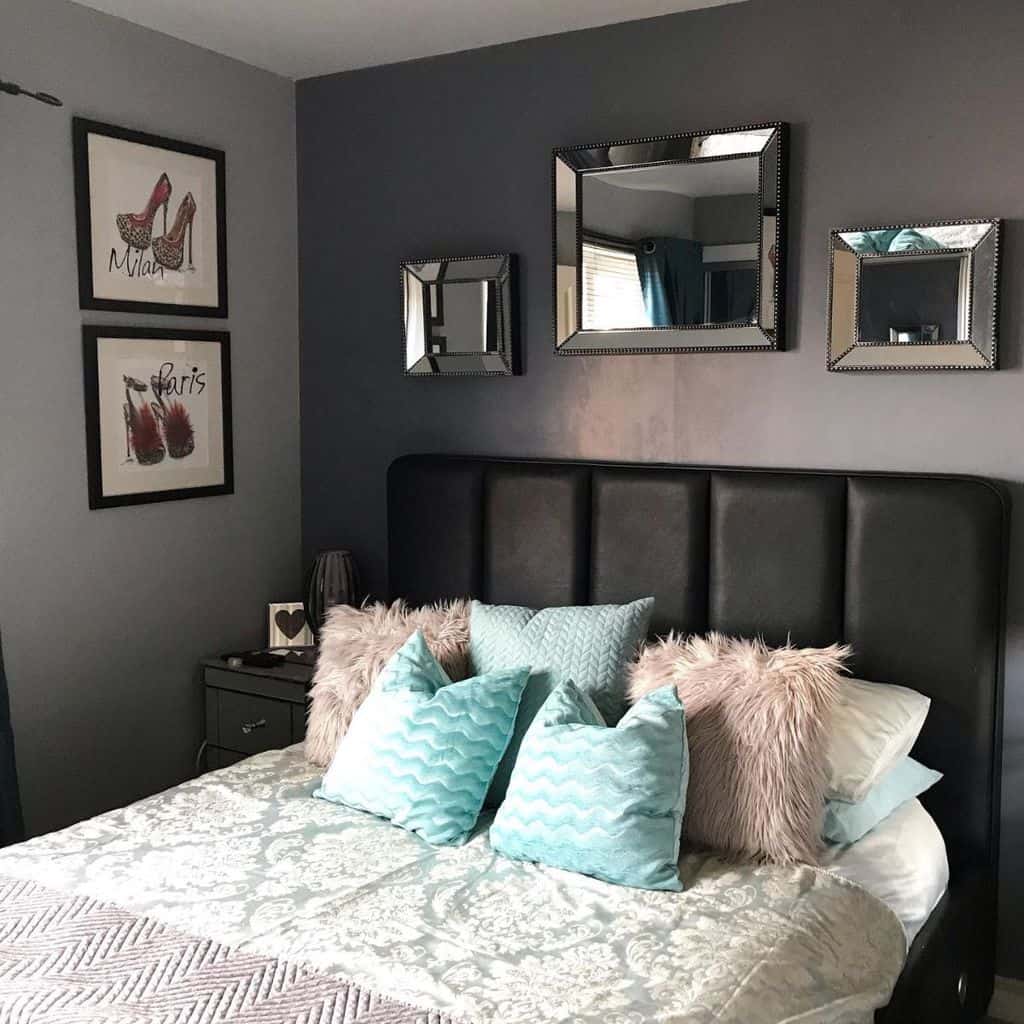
[275,608,307,641]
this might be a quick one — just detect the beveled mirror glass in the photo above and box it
[827,221,1000,371]
[402,254,517,375]
[554,122,786,354]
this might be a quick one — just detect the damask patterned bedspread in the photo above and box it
[0,746,905,1024]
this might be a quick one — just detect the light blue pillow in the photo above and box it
[470,597,654,805]
[823,756,942,845]
[490,679,687,891]
[315,630,529,845]
[844,229,901,254]
[887,228,942,252]
[843,228,942,254]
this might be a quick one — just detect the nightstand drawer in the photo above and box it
[216,689,292,754]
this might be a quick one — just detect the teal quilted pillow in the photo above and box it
[315,630,529,845]
[490,680,687,890]
[470,597,654,805]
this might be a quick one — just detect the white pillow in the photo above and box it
[820,797,948,945]
[826,678,931,803]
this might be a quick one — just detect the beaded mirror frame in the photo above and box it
[826,219,1001,372]
[401,254,518,376]
[553,122,787,355]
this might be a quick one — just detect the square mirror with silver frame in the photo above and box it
[402,254,518,376]
[553,122,787,355]
[827,220,1000,371]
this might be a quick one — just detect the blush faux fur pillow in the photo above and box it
[304,599,470,767]
[628,633,849,865]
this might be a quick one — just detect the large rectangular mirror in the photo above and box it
[402,254,517,375]
[554,122,786,354]
[827,221,1000,371]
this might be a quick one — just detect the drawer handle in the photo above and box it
[241,718,267,735]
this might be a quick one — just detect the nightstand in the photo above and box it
[199,655,315,771]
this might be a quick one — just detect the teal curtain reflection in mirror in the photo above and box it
[637,238,704,326]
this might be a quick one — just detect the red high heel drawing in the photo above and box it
[122,375,165,465]
[152,192,196,271]
[115,173,171,251]
[150,372,195,459]
[162,400,195,459]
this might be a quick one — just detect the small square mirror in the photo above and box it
[402,254,517,375]
[827,220,1000,371]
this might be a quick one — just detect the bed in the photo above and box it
[0,455,1007,1023]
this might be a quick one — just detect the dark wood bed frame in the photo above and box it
[386,454,1008,1024]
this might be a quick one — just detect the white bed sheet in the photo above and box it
[820,797,948,944]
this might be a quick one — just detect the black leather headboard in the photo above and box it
[387,454,1008,881]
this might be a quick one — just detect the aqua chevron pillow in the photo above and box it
[470,597,654,805]
[490,680,687,890]
[315,630,529,845]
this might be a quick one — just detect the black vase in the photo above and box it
[304,550,360,639]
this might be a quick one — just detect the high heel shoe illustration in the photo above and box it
[152,192,196,271]
[122,375,165,465]
[150,372,195,459]
[115,172,171,251]
[162,400,195,459]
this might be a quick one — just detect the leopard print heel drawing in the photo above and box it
[152,192,196,271]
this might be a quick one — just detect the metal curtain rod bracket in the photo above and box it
[0,76,63,107]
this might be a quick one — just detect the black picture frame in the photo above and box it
[73,118,228,317]
[83,326,234,509]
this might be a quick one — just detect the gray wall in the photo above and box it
[1,0,300,834]
[297,0,1024,975]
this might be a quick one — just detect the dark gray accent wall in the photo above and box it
[857,258,962,342]
[1,0,300,834]
[298,0,1024,975]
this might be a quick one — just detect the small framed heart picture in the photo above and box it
[268,602,313,648]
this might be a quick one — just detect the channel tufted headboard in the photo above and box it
[386,454,1008,1020]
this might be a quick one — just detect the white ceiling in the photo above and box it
[555,153,761,211]
[71,0,746,80]
[594,159,759,197]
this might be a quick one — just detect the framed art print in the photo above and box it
[83,326,233,509]
[268,603,314,648]
[73,118,227,316]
